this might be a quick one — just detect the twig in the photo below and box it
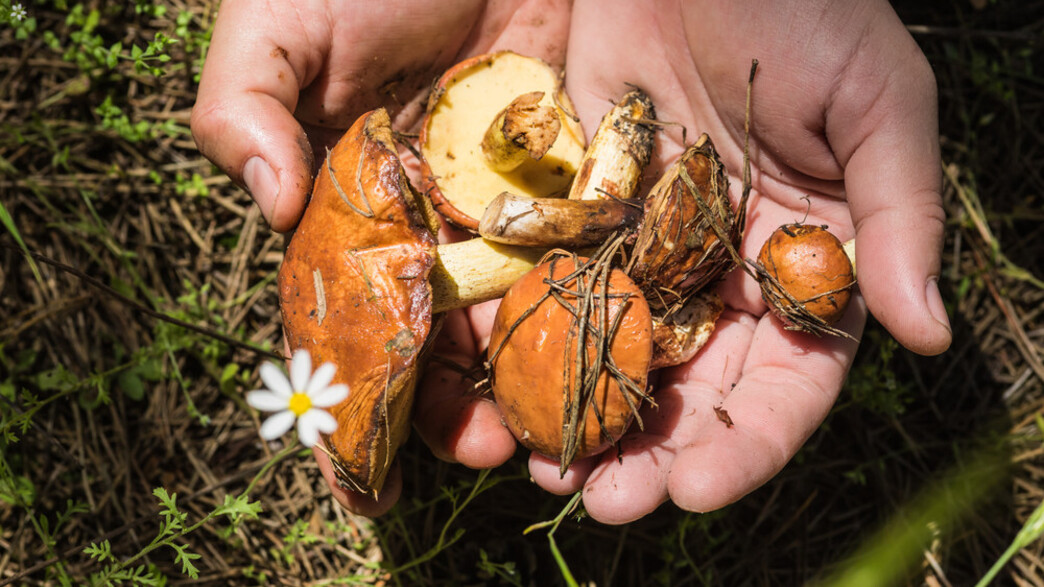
[0,243,282,360]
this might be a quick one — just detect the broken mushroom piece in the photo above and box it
[279,108,546,497]
[481,91,562,173]
[478,191,643,248]
[754,223,857,338]
[419,51,586,232]
[567,88,656,202]
[648,291,723,370]
[488,247,654,474]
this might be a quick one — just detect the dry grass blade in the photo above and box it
[540,236,647,474]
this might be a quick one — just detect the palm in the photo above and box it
[433,0,929,522]
[517,2,864,521]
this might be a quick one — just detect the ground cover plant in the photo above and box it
[1,0,1042,584]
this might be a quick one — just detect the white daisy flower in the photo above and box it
[246,349,347,447]
[11,4,27,21]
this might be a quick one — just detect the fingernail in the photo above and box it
[926,277,951,333]
[243,156,279,221]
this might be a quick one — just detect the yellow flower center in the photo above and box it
[288,392,312,416]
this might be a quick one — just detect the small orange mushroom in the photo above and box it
[755,223,857,336]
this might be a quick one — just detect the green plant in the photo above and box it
[842,328,914,418]
[81,446,290,585]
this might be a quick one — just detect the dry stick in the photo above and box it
[1,243,282,361]
[324,145,374,218]
[689,57,758,282]
[563,257,586,465]
[541,234,645,473]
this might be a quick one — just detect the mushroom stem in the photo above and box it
[481,91,562,172]
[843,238,856,278]
[478,192,643,247]
[567,89,655,201]
[430,238,549,314]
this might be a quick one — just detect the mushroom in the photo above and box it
[475,88,656,249]
[487,245,654,472]
[419,51,587,232]
[627,133,744,311]
[753,223,857,338]
[477,191,643,248]
[618,134,743,367]
[278,108,546,497]
[565,88,655,202]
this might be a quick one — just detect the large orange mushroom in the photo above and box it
[278,109,547,496]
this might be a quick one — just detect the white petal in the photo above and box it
[310,383,348,408]
[245,390,288,412]
[290,349,312,391]
[258,410,296,440]
[307,362,337,395]
[259,362,292,398]
[296,409,336,447]
[312,408,339,434]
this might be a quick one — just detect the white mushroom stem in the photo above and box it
[478,192,642,247]
[843,238,857,278]
[567,89,655,202]
[430,238,548,314]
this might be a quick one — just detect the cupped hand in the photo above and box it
[509,0,952,524]
[191,0,572,232]
[192,0,571,516]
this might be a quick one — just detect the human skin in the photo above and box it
[192,0,952,523]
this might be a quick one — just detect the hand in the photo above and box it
[501,0,952,524]
[192,0,572,516]
[191,0,572,233]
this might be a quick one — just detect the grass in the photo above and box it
[1,0,1042,585]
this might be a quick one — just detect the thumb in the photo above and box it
[837,48,951,356]
[190,0,319,233]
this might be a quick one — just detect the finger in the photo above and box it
[581,433,674,524]
[413,310,516,468]
[190,0,321,232]
[467,298,501,352]
[667,303,864,513]
[314,444,401,518]
[528,453,596,495]
[825,21,951,356]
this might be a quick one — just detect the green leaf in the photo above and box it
[34,365,78,392]
[219,363,239,394]
[0,200,43,283]
[116,369,145,401]
[172,544,201,578]
[84,9,100,33]
[0,472,36,506]
[84,539,113,563]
